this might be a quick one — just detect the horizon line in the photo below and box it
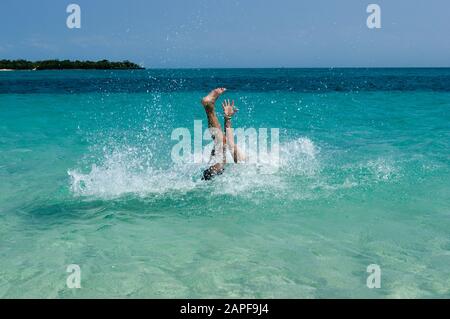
[3,66,450,71]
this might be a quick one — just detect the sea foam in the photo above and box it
[68,137,320,199]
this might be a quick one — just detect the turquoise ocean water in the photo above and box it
[0,69,449,298]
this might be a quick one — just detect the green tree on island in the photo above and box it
[0,59,144,70]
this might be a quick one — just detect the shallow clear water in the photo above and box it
[0,69,449,298]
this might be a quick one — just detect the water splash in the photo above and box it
[68,137,320,199]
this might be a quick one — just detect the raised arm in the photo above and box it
[222,99,246,163]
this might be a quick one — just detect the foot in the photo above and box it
[201,88,226,109]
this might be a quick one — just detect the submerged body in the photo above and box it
[200,88,245,180]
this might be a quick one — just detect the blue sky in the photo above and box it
[1,0,449,68]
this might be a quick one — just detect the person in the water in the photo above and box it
[201,88,246,180]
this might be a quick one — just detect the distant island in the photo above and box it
[0,59,144,70]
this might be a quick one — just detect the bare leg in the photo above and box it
[202,88,226,141]
[222,99,246,163]
[201,88,227,180]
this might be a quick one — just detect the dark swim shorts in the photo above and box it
[202,166,225,181]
